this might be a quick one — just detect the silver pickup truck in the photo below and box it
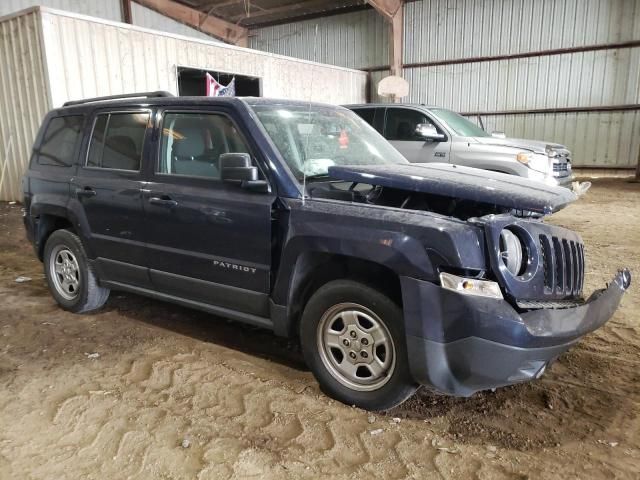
[346,104,573,187]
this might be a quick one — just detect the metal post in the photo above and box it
[121,0,133,24]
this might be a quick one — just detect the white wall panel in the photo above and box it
[0,9,49,201]
[40,8,366,108]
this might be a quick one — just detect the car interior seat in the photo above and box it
[172,125,219,178]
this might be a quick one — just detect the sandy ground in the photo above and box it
[0,179,639,479]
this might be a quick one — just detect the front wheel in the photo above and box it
[300,280,417,410]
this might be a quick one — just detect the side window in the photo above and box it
[158,112,250,179]
[86,112,149,171]
[385,108,434,141]
[36,115,84,167]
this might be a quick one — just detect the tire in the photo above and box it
[43,229,110,313]
[300,279,417,410]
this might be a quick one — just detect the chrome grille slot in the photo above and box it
[539,235,553,289]
[552,236,564,293]
[539,234,584,297]
[563,239,572,294]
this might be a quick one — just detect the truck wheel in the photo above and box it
[43,229,110,313]
[300,279,417,410]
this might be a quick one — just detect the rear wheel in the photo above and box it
[300,280,416,410]
[44,229,109,313]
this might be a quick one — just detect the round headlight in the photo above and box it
[499,228,526,276]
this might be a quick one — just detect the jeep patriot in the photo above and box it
[23,92,630,410]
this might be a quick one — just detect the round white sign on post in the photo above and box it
[377,75,409,100]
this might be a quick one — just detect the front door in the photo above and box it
[384,107,449,163]
[142,109,275,318]
[72,109,152,287]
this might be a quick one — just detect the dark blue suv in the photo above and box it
[23,92,630,410]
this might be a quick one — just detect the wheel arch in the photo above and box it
[30,201,94,261]
[273,250,403,338]
[34,213,75,261]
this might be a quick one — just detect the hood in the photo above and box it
[473,136,568,155]
[327,163,577,215]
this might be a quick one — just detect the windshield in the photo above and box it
[430,108,491,137]
[250,104,407,181]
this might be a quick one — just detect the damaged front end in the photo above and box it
[319,163,631,395]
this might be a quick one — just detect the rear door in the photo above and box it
[142,108,275,318]
[383,107,449,163]
[72,109,152,287]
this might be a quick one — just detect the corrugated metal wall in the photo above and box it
[250,9,387,70]
[0,0,122,22]
[477,110,640,169]
[130,2,220,43]
[251,0,640,169]
[402,48,640,112]
[404,0,640,63]
[399,0,640,169]
[0,9,49,201]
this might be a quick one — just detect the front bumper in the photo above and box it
[553,173,574,187]
[401,269,631,396]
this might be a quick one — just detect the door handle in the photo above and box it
[149,196,178,207]
[75,187,96,198]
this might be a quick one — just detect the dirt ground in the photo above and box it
[0,179,639,479]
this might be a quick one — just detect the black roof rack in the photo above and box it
[63,91,174,107]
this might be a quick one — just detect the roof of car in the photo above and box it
[55,94,349,114]
[344,103,439,109]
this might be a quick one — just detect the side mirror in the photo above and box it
[220,153,270,192]
[491,131,506,139]
[415,123,445,142]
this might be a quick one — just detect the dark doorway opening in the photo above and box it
[177,67,261,97]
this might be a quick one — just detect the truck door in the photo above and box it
[142,108,275,319]
[383,107,449,163]
[72,109,152,288]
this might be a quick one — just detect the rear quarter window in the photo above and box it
[35,115,84,167]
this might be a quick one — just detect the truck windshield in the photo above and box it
[250,104,407,181]
[430,108,491,138]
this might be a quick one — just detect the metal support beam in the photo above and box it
[389,7,402,78]
[133,0,248,46]
[367,0,403,77]
[121,0,133,24]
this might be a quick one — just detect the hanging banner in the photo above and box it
[205,73,236,97]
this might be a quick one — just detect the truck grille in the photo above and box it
[550,150,571,177]
[539,234,584,297]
